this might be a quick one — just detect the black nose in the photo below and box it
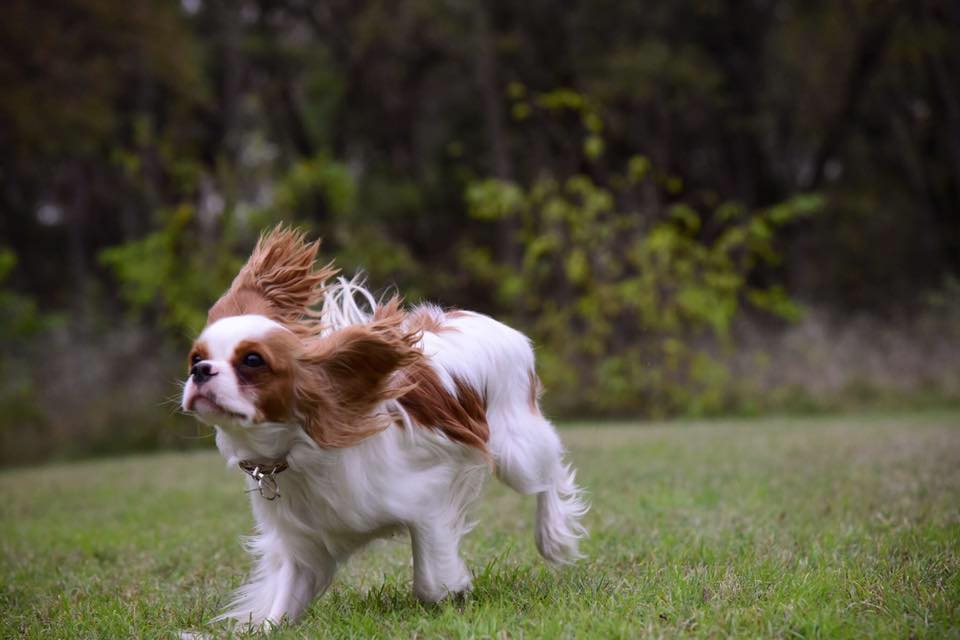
[190,362,217,385]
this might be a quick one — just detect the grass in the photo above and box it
[2,412,959,639]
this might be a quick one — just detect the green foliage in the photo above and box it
[0,249,59,449]
[251,153,425,298]
[465,152,821,416]
[99,207,242,338]
[98,150,428,342]
[0,249,56,343]
[270,154,358,219]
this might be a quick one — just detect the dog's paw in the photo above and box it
[415,575,473,604]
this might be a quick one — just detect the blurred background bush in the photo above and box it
[1,0,958,463]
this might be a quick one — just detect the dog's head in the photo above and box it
[180,227,419,446]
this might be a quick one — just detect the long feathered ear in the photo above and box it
[207,225,338,331]
[293,303,421,448]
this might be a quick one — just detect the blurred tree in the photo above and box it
[0,0,207,315]
[464,91,820,414]
[0,248,58,459]
[0,0,958,458]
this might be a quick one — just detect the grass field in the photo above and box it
[2,412,959,639]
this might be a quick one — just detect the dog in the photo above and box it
[180,226,587,627]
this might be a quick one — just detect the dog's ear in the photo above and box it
[294,303,421,447]
[207,224,338,331]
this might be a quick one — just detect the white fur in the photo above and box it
[181,284,588,630]
[202,314,287,356]
[182,315,290,424]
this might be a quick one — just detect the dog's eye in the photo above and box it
[190,353,202,366]
[242,352,265,368]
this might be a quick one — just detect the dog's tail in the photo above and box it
[534,463,589,563]
[492,412,589,563]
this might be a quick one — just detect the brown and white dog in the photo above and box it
[180,226,587,627]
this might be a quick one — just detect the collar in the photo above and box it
[238,459,289,501]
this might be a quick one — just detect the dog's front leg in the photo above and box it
[217,537,336,629]
[409,521,473,603]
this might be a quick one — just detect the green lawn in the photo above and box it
[3,412,959,638]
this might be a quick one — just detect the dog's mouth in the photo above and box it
[188,393,248,420]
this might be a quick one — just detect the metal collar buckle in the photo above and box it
[238,460,289,501]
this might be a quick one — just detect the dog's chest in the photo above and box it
[248,464,400,554]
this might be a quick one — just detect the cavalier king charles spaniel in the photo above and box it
[180,226,587,628]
